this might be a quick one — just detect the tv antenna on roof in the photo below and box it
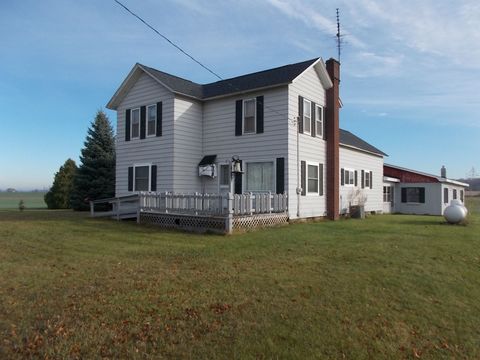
[336,8,343,62]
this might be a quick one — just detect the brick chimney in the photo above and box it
[325,58,340,220]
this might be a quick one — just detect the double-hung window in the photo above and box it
[147,104,156,137]
[307,163,319,193]
[243,99,256,134]
[303,99,311,135]
[344,169,354,186]
[131,108,140,139]
[383,186,392,202]
[315,105,324,137]
[134,165,150,191]
[246,162,274,192]
[444,188,449,204]
[453,189,457,200]
[365,171,371,188]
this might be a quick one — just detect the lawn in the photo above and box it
[0,199,479,359]
[0,191,46,209]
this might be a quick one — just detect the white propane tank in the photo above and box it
[444,200,467,224]
[451,199,468,215]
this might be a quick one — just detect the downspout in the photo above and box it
[296,115,301,218]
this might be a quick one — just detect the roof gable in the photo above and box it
[107,58,333,109]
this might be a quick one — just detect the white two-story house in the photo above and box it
[106,57,386,224]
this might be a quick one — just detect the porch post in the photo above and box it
[226,192,233,234]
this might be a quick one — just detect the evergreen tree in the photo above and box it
[70,110,115,210]
[44,159,77,209]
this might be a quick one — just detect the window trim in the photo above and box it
[344,168,355,187]
[130,107,140,140]
[242,98,256,134]
[146,104,157,137]
[315,104,324,137]
[133,163,152,192]
[306,161,319,195]
[303,99,311,135]
[245,160,275,193]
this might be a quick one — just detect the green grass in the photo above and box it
[0,191,46,209]
[1,199,479,359]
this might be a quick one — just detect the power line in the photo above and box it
[113,0,223,81]
[112,0,302,125]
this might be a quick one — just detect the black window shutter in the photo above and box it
[256,96,264,134]
[401,188,407,203]
[156,102,162,137]
[370,171,373,189]
[319,163,324,196]
[140,106,146,139]
[151,165,157,191]
[234,161,243,194]
[276,157,285,194]
[125,109,131,142]
[311,102,316,137]
[128,167,133,192]
[341,168,345,186]
[298,96,304,134]
[419,188,425,203]
[361,170,365,189]
[235,100,243,136]
[354,170,358,187]
[301,161,306,196]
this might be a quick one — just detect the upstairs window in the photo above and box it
[303,99,311,135]
[147,104,156,137]
[315,105,324,137]
[131,108,140,139]
[243,99,256,134]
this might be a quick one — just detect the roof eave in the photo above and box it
[201,83,290,101]
[340,143,387,157]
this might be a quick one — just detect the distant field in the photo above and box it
[0,191,47,209]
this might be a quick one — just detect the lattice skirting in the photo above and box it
[140,212,228,234]
[232,213,288,231]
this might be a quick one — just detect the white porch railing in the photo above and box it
[138,191,288,216]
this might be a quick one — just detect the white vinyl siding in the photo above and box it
[116,73,174,196]
[202,87,288,194]
[288,65,327,218]
[339,146,384,214]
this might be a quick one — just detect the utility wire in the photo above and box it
[112,0,300,126]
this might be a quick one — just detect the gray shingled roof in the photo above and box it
[340,129,387,156]
[141,58,319,100]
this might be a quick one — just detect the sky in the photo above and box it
[1,0,479,190]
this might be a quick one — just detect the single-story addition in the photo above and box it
[102,56,387,232]
[382,164,469,216]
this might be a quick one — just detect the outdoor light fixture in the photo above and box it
[231,155,243,174]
